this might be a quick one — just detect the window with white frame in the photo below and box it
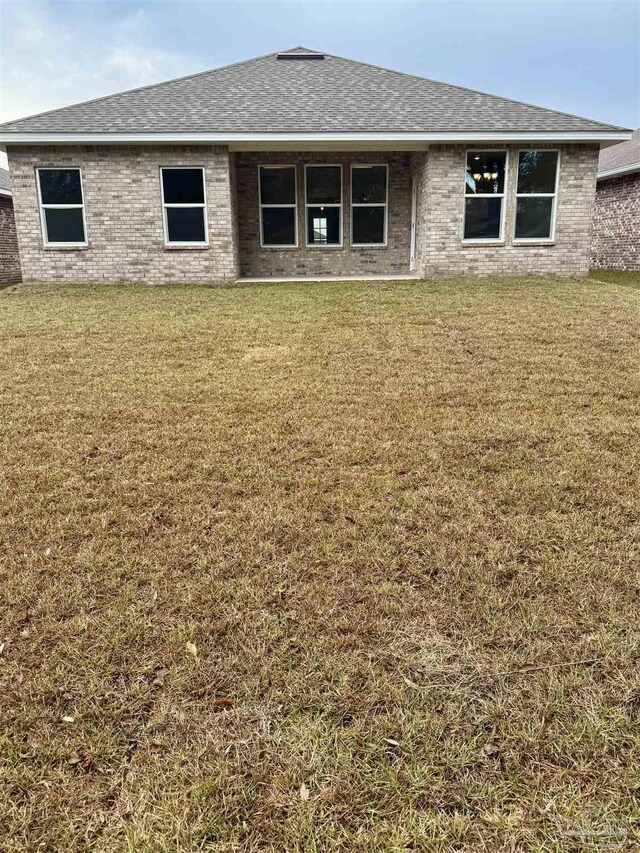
[160,168,208,245]
[351,165,387,245]
[305,165,342,246]
[514,151,559,241]
[312,217,328,243]
[259,165,297,247]
[463,151,506,241]
[37,168,87,246]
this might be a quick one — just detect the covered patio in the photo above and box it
[231,149,419,279]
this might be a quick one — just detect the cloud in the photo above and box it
[0,1,201,123]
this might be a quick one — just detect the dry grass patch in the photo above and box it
[1,276,639,851]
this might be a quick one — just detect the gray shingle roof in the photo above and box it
[0,46,626,135]
[0,168,11,192]
[598,128,640,176]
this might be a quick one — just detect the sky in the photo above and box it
[0,0,638,169]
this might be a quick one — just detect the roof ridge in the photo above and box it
[319,49,627,131]
[0,47,296,129]
[278,46,322,53]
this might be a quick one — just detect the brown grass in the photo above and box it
[0,275,639,851]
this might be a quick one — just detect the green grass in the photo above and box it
[1,275,639,851]
[589,269,640,288]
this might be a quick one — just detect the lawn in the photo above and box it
[1,275,639,852]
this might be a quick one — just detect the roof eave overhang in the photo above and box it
[0,188,12,197]
[597,162,640,180]
[0,130,632,148]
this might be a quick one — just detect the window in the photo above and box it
[259,165,297,247]
[312,217,328,243]
[351,165,387,245]
[161,168,208,245]
[305,165,342,246]
[463,151,507,241]
[514,150,559,241]
[37,168,87,246]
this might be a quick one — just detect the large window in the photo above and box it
[305,165,342,246]
[463,151,506,241]
[514,151,559,241]
[161,168,208,245]
[351,165,388,245]
[37,168,87,246]
[259,165,297,247]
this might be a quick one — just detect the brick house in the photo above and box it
[591,129,639,270]
[0,167,21,285]
[0,47,631,284]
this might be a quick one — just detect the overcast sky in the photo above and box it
[1,0,638,169]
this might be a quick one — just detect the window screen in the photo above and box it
[351,165,387,245]
[161,168,208,245]
[37,168,86,245]
[260,166,297,246]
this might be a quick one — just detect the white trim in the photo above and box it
[350,164,388,247]
[461,149,508,243]
[0,188,12,197]
[36,167,87,247]
[258,164,298,248]
[597,162,640,180]
[160,166,208,247]
[0,131,631,145]
[304,164,343,247]
[513,149,560,242]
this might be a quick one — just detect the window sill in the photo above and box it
[43,244,89,251]
[351,244,388,249]
[512,240,556,247]
[260,244,299,250]
[306,244,344,249]
[164,244,209,251]
[461,240,505,247]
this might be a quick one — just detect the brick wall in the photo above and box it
[0,195,21,285]
[8,145,238,284]
[591,171,640,270]
[7,142,599,284]
[412,144,599,279]
[235,151,411,277]
[410,152,428,271]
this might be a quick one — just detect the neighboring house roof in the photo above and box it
[0,47,630,144]
[597,128,640,179]
[0,167,11,196]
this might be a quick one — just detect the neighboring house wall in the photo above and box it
[8,145,238,284]
[591,172,640,269]
[235,151,412,277]
[412,143,599,278]
[0,195,22,285]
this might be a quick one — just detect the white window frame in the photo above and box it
[304,164,343,248]
[36,167,88,248]
[513,149,560,243]
[350,164,388,247]
[160,166,208,247]
[461,150,508,244]
[259,164,298,248]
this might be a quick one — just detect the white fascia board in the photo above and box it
[0,188,12,197]
[0,130,632,145]
[597,162,640,180]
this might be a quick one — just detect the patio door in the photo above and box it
[410,179,417,271]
